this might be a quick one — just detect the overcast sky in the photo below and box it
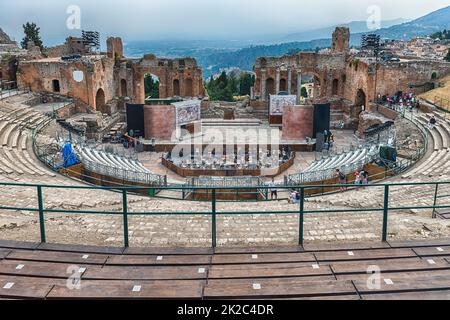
[2,0,450,44]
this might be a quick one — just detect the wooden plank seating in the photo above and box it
[214,246,303,254]
[0,260,92,279]
[212,252,316,265]
[209,264,333,280]
[0,240,449,299]
[388,238,450,248]
[203,279,357,299]
[412,246,450,258]
[354,274,450,296]
[105,254,211,266]
[0,277,54,299]
[36,242,124,255]
[362,290,450,300]
[0,240,40,250]
[6,250,109,266]
[314,248,417,263]
[0,250,11,260]
[83,266,209,281]
[123,247,213,255]
[331,257,450,275]
[47,280,204,300]
[303,241,391,252]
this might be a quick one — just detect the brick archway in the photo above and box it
[95,88,106,113]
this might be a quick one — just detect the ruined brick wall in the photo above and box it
[253,51,347,100]
[17,56,115,110]
[332,27,350,54]
[129,55,205,104]
[46,37,89,58]
[107,37,123,60]
[143,105,176,140]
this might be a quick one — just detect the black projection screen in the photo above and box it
[126,103,145,137]
[313,103,331,138]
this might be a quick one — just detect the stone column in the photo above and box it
[275,67,281,94]
[296,69,302,104]
[261,69,267,101]
[287,67,292,95]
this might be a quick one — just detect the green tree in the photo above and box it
[239,73,255,96]
[144,74,160,98]
[301,87,308,98]
[21,22,43,50]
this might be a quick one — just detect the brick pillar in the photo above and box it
[287,67,292,95]
[261,69,267,101]
[275,67,281,94]
[296,69,302,104]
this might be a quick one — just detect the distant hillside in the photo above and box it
[284,18,407,42]
[360,5,450,40]
[199,38,331,77]
[200,5,450,77]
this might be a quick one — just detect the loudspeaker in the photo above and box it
[313,103,331,138]
[126,103,145,137]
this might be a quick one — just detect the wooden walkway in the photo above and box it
[1,240,450,299]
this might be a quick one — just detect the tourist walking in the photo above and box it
[336,169,347,191]
[428,116,437,130]
[268,178,278,200]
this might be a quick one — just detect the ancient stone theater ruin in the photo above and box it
[2,25,450,299]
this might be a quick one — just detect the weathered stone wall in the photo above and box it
[17,56,115,110]
[130,55,205,103]
[107,37,123,59]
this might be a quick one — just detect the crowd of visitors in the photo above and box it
[384,92,419,113]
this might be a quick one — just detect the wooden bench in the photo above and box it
[314,248,417,263]
[388,239,450,248]
[203,279,357,299]
[331,257,450,276]
[209,264,333,280]
[37,243,124,255]
[354,274,450,296]
[0,277,54,299]
[412,246,450,258]
[212,252,316,265]
[123,247,213,255]
[47,280,204,300]
[0,260,92,279]
[362,290,450,300]
[105,254,211,266]
[83,265,209,281]
[6,250,109,265]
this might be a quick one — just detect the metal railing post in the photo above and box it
[37,186,46,243]
[382,185,390,242]
[122,189,129,247]
[299,187,305,246]
[211,189,217,248]
[432,183,439,219]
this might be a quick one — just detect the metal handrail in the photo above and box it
[0,180,450,247]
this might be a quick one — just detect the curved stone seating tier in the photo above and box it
[2,124,18,147]
[0,102,55,177]
[423,150,450,177]
[287,145,379,185]
[415,116,443,151]
[402,112,450,179]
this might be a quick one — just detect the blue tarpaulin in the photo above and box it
[62,143,78,168]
